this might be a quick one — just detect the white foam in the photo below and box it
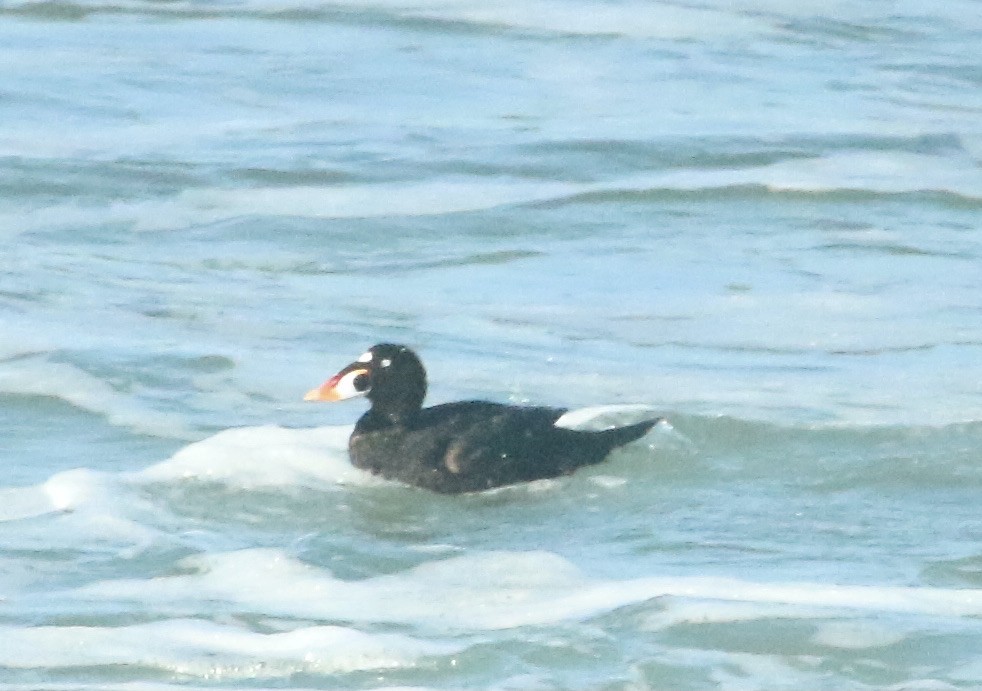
[812,620,908,649]
[0,468,164,556]
[757,151,982,199]
[588,475,628,489]
[71,548,592,630]
[643,599,834,631]
[0,619,455,677]
[635,575,982,620]
[70,549,982,633]
[0,483,59,523]
[0,425,368,557]
[128,179,578,231]
[706,648,830,691]
[0,323,51,360]
[0,468,119,523]
[601,150,982,201]
[138,425,374,490]
[0,179,575,234]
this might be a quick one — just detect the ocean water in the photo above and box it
[1,0,981,688]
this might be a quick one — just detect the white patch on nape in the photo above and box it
[356,351,373,363]
[554,404,661,431]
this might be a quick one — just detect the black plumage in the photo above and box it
[305,344,657,493]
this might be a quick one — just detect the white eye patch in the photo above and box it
[380,358,392,368]
[333,368,370,399]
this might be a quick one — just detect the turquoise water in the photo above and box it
[1,1,981,688]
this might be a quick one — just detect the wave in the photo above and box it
[13,547,980,684]
[1,419,979,687]
[0,618,457,676]
[65,547,982,630]
[0,358,193,440]
[0,424,359,528]
[0,403,977,577]
[6,0,973,49]
[138,424,364,489]
[4,410,978,523]
[2,0,774,40]
[668,413,982,489]
[10,149,979,237]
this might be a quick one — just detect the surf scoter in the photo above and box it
[304,344,658,493]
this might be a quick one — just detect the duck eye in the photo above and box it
[353,373,370,392]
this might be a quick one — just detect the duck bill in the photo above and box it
[303,375,346,402]
[303,365,368,402]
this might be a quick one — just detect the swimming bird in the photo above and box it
[304,344,658,493]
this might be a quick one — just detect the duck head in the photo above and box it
[304,343,427,420]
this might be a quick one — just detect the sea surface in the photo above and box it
[1,0,982,688]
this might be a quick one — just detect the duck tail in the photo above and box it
[593,417,660,449]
